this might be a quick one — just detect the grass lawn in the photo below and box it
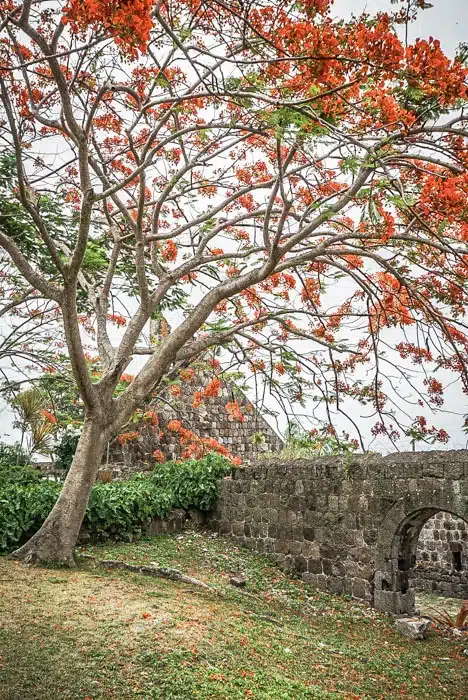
[0,532,466,699]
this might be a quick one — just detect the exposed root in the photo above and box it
[81,554,216,593]
[8,541,76,568]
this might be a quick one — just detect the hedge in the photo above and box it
[143,452,234,511]
[0,453,232,552]
[0,463,44,488]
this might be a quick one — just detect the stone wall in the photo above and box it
[409,512,467,598]
[209,451,468,614]
[78,508,201,545]
[109,374,283,471]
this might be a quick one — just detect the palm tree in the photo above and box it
[11,389,57,459]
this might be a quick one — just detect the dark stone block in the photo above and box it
[268,523,278,538]
[327,577,344,595]
[294,555,308,573]
[322,559,333,576]
[332,561,346,577]
[308,559,323,574]
[292,526,304,541]
[278,525,293,540]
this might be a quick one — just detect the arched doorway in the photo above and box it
[374,492,468,615]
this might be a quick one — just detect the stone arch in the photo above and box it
[374,489,468,614]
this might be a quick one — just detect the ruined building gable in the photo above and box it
[109,373,284,471]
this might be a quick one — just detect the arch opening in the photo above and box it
[411,512,467,598]
[374,507,468,615]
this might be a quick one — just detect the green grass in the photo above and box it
[0,532,466,699]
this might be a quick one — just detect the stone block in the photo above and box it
[395,617,431,640]
[301,541,320,558]
[294,555,308,573]
[322,559,333,576]
[274,540,290,555]
[332,561,346,577]
[287,540,303,556]
[352,578,369,601]
[219,520,232,535]
[302,573,318,587]
[268,523,278,538]
[327,577,344,595]
[316,574,328,591]
[308,559,323,574]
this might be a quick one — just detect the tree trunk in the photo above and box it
[9,417,107,566]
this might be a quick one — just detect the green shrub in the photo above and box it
[147,452,233,511]
[0,481,60,551]
[0,452,232,552]
[0,463,43,488]
[84,480,173,537]
[0,441,30,467]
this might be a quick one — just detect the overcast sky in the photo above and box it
[334,0,467,55]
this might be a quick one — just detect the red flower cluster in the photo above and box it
[41,409,57,424]
[167,418,240,463]
[63,0,153,56]
[225,401,245,423]
[117,430,140,445]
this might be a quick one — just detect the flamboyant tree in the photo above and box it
[0,0,467,564]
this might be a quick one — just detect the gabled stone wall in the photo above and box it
[108,374,284,474]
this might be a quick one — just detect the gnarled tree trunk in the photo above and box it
[9,416,108,566]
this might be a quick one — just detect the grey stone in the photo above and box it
[230,575,246,588]
[130,448,468,617]
[394,617,431,640]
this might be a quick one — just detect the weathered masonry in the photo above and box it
[210,451,468,614]
[411,512,467,598]
[108,373,283,474]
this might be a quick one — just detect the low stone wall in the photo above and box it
[209,452,468,612]
[410,566,468,598]
[78,508,204,544]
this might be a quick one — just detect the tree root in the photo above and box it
[80,553,216,592]
[9,541,76,567]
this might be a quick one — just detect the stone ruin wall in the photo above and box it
[107,375,284,477]
[210,452,468,608]
[410,512,468,598]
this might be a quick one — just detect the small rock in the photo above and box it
[395,617,431,640]
[463,649,468,657]
[230,575,246,588]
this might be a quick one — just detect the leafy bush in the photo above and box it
[147,452,233,511]
[0,481,60,551]
[0,441,30,467]
[84,480,173,537]
[55,427,81,474]
[0,463,43,488]
[0,452,232,551]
